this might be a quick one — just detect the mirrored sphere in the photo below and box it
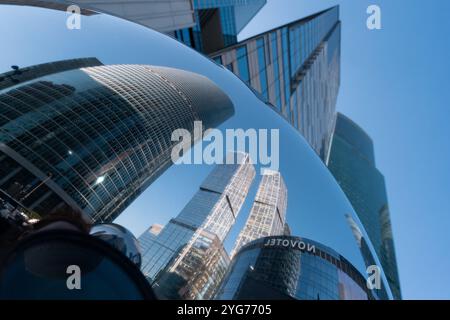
[0,4,393,299]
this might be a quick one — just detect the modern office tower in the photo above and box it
[1,0,197,32]
[0,58,234,223]
[327,113,401,299]
[210,6,341,160]
[230,170,287,257]
[139,153,256,297]
[172,0,266,54]
[216,236,377,300]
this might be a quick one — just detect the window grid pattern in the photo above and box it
[210,6,341,161]
[217,236,372,300]
[138,153,255,283]
[230,171,287,257]
[0,62,233,222]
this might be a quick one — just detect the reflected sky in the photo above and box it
[0,4,393,298]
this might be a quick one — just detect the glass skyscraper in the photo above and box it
[327,113,401,299]
[173,0,266,53]
[139,152,256,296]
[9,0,196,32]
[210,6,341,160]
[0,58,234,223]
[230,170,287,258]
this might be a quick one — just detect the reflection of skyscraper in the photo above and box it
[155,229,230,300]
[216,236,375,300]
[139,153,255,291]
[211,6,341,160]
[230,170,287,257]
[0,59,234,222]
[327,113,401,299]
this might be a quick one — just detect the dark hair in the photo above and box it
[31,205,92,234]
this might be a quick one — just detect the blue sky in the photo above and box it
[240,0,450,299]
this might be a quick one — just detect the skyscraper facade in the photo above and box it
[155,228,230,300]
[0,59,234,223]
[66,0,196,32]
[230,170,287,257]
[139,153,255,287]
[173,0,266,53]
[4,0,197,32]
[210,6,340,160]
[327,113,401,299]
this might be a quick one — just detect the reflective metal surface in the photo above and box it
[0,4,393,299]
[90,223,142,268]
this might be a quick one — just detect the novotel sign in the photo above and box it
[264,238,316,254]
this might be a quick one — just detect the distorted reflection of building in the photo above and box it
[210,6,341,160]
[154,229,230,300]
[230,170,287,258]
[138,152,255,298]
[327,113,401,299]
[344,213,389,300]
[216,236,376,300]
[0,58,234,223]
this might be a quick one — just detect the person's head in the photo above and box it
[24,205,91,237]
[0,206,156,300]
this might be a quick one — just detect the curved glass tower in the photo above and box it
[327,113,401,299]
[0,60,234,222]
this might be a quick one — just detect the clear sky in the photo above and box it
[240,0,450,299]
